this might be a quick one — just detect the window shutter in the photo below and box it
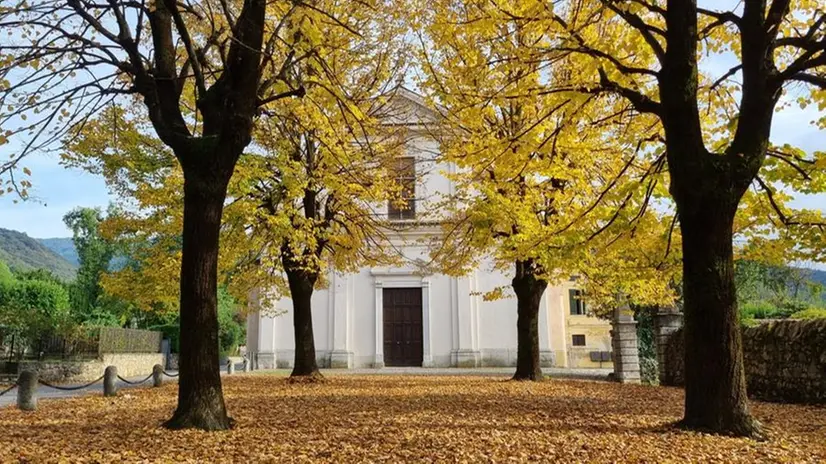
[569,289,577,315]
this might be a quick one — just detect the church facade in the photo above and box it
[245,89,613,370]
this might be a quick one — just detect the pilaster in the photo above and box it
[329,272,354,368]
[373,280,385,368]
[422,279,434,367]
[451,276,480,367]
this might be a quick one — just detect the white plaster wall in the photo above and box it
[269,281,333,368]
[258,258,573,369]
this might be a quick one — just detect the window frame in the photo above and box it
[387,156,416,221]
[572,334,586,346]
[569,289,587,316]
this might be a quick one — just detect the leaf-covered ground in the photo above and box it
[1,375,824,463]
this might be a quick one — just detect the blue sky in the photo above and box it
[0,151,112,238]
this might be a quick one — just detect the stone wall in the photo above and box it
[18,353,165,383]
[742,320,826,403]
[663,320,826,403]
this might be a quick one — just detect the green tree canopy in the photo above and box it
[64,207,118,323]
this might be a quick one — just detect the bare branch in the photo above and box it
[164,0,207,97]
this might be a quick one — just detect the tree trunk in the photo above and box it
[283,250,322,379]
[163,168,232,431]
[677,201,762,438]
[511,259,548,381]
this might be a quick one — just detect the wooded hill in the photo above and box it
[0,228,76,281]
[36,237,79,266]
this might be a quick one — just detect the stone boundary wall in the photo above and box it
[18,353,165,383]
[664,319,826,403]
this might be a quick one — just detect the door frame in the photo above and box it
[371,269,432,368]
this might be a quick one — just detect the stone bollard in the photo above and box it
[152,364,164,387]
[17,370,38,411]
[104,366,118,397]
[243,358,251,373]
[611,301,641,384]
[655,305,683,386]
[227,360,235,375]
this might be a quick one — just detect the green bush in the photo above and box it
[0,277,74,354]
[634,307,656,359]
[0,260,13,285]
[217,289,244,358]
[639,357,659,386]
[740,300,796,321]
[790,308,826,320]
[0,278,71,322]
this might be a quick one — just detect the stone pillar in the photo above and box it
[655,305,683,386]
[611,303,640,384]
[104,365,118,397]
[243,357,251,373]
[152,364,164,387]
[373,280,385,368]
[17,370,37,411]
[227,359,235,375]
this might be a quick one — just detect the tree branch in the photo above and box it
[164,0,207,97]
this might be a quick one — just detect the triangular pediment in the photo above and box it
[375,86,441,127]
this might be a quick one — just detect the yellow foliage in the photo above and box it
[417,0,678,314]
[61,0,410,314]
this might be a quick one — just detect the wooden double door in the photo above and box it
[383,287,423,367]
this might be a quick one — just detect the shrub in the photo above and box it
[217,289,244,358]
[640,357,659,386]
[740,300,796,321]
[0,278,71,326]
[0,277,74,356]
[634,306,656,359]
[790,308,826,320]
[0,260,12,285]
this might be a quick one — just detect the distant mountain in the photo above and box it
[39,236,129,272]
[0,228,76,281]
[809,268,826,287]
[37,237,79,266]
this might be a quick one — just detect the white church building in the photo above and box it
[246,89,613,370]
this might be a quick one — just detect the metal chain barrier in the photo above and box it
[0,383,17,397]
[38,375,105,391]
[162,370,179,378]
[116,373,153,385]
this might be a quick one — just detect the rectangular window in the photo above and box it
[569,289,586,315]
[572,334,586,346]
[388,156,416,220]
